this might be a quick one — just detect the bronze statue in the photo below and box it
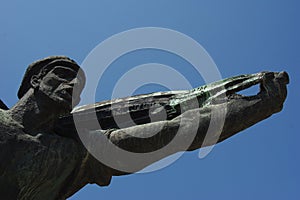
[0,56,289,199]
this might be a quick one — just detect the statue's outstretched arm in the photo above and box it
[82,71,288,175]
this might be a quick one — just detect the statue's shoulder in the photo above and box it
[0,109,11,126]
[0,109,23,139]
[0,109,19,126]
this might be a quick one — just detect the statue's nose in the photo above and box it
[69,78,80,86]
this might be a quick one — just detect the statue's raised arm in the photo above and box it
[0,56,289,200]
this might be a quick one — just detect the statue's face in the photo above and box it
[37,66,84,112]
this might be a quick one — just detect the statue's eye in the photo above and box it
[56,73,68,80]
[52,67,77,80]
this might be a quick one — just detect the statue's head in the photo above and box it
[18,56,86,113]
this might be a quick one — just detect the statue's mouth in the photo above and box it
[65,87,74,98]
[58,87,74,101]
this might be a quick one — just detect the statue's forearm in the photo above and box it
[107,96,280,155]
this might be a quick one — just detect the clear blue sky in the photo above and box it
[1,1,299,199]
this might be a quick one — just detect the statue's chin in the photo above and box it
[37,90,80,116]
[43,95,72,116]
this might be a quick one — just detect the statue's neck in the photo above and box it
[8,89,58,135]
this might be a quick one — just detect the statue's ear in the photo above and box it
[30,75,40,89]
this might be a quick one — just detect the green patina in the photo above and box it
[168,73,262,113]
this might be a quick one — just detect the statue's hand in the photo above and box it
[259,71,289,108]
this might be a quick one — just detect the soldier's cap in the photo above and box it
[18,56,86,99]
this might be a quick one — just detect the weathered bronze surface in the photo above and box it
[0,56,289,199]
